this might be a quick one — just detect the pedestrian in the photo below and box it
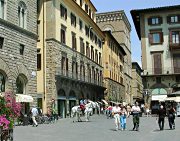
[112,103,121,131]
[120,105,127,130]
[31,106,39,127]
[168,105,176,130]
[157,105,166,130]
[131,102,141,131]
[126,104,131,118]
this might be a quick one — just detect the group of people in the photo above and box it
[157,104,176,130]
[111,102,141,131]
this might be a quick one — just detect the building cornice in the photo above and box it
[0,18,38,40]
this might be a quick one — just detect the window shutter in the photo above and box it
[148,33,153,44]
[160,32,164,43]
[159,17,163,24]
[178,15,180,23]
[167,16,171,23]
[148,18,152,25]
[169,31,172,46]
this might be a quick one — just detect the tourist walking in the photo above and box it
[120,106,127,130]
[126,104,131,118]
[157,105,166,130]
[31,106,39,127]
[131,102,141,131]
[112,103,121,131]
[168,105,176,130]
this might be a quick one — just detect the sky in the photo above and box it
[91,0,180,67]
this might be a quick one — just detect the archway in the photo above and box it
[69,90,76,116]
[16,74,28,94]
[57,89,66,118]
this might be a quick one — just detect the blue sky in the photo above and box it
[91,0,180,67]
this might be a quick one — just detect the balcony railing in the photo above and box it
[142,67,180,76]
[55,68,103,87]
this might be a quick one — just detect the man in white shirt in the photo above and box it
[131,102,141,131]
[31,106,38,127]
[112,103,121,131]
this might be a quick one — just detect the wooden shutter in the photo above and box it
[148,33,153,44]
[160,32,164,43]
[167,16,171,23]
[169,30,172,47]
[154,54,162,74]
[173,54,180,73]
[159,17,163,24]
[148,18,152,25]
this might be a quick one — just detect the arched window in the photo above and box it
[18,1,26,28]
[0,0,5,19]
[16,75,27,94]
[0,72,5,92]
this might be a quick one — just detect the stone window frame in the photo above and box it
[18,1,27,29]
[16,74,27,94]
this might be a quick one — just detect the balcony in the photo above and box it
[169,43,180,50]
[142,67,180,76]
[55,68,103,87]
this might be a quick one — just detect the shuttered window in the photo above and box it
[167,15,180,24]
[148,17,162,25]
[169,29,180,46]
[61,25,66,44]
[153,53,162,74]
[80,37,84,54]
[72,32,76,50]
[71,13,76,27]
[60,4,67,20]
[173,54,180,73]
[149,32,163,45]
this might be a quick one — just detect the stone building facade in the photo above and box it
[37,0,105,117]
[131,62,143,103]
[102,31,126,103]
[131,5,180,112]
[0,0,37,113]
[96,11,132,104]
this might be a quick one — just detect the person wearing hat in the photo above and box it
[112,103,121,131]
[131,102,141,131]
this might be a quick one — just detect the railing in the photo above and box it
[55,68,103,87]
[142,67,180,76]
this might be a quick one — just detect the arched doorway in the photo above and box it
[69,90,76,116]
[57,89,66,118]
[16,74,29,114]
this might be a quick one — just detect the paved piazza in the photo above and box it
[14,115,180,141]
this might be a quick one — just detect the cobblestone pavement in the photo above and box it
[14,115,180,141]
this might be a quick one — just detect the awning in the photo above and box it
[16,94,33,102]
[165,97,180,102]
[151,95,167,102]
[102,99,108,105]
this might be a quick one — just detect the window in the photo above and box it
[148,17,162,25]
[153,53,162,74]
[98,39,102,48]
[85,25,89,37]
[61,25,66,44]
[20,44,24,55]
[167,15,180,24]
[149,30,163,45]
[0,36,4,49]
[0,0,5,19]
[94,35,97,44]
[169,30,180,46]
[79,19,83,31]
[16,75,26,94]
[80,0,83,7]
[60,4,67,20]
[0,72,5,92]
[90,30,94,41]
[86,42,90,58]
[176,76,180,82]
[173,54,180,73]
[99,53,101,65]
[95,50,98,63]
[89,9,91,18]
[37,49,41,71]
[71,13,76,27]
[72,32,76,50]
[80,37,84,54]
[85,4,88,13]
[18,2,26,28]
[91,46,94,60]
